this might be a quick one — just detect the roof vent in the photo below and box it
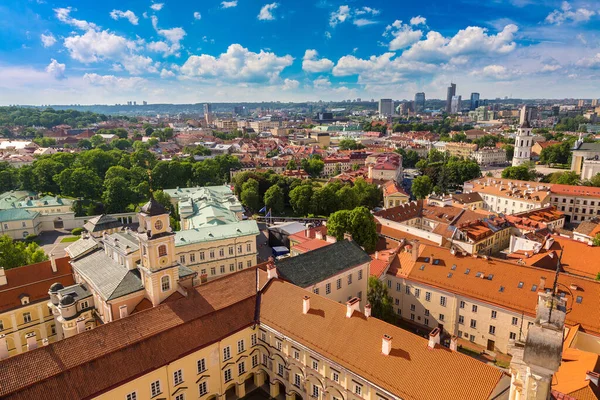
[346,297,361,318]
[382,334,392,356]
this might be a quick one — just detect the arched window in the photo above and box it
[161,275,170,291]
[158,245,167,257]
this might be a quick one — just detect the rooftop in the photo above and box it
[465,178,551,203]
[0,208,39,222]
[82,214,122,233]
[175,220,259,246]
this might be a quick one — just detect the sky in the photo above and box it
[1,0,600,105]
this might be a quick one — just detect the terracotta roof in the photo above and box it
[0,257,74,312]
[552,346,600,400]
[574,219,600,237]
[382,180,409,197]
[376,224,438,246]
[451,192,483,204]
[465,178,551,203]
[259,279,507,400]
[293,238,331,253]
[550,184,600,197]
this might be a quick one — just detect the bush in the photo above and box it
[71,227,83,236]
[25,234,38,241]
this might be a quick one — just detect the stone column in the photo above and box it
[237,382,246,398]
[10,314,22,354]
[270,381,280,398]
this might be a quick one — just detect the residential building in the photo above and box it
[378,98,393,117]
[505,206,565,232]
[366,152,403,182]
[0,267,510,400]
[512,108,533,167]
[572,218,600,244]
[549,184,600,223]
[471,147,507,166]
[470,92,480,110]
[0,256,73,358]
[571,140,600,176]
[0,191,75,231]
[274,239,370,307]
[382,180,410,208]
[321,157,351,177]
[414,92,425,113]
[444,142,477,159]
[445,83,456,114]
[215,119,238,130]
[0,209,41,239]
[451,192,484,210]
[463,178,551,214]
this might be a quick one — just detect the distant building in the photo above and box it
[414,92,425,113]
[470,92,480,110]
[203,103,213,124]
[450,95,462,114]
[378,98,393,116]
[445,83,456,113]
[471,147,507,166]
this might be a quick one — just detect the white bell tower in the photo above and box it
[512,106,533,167]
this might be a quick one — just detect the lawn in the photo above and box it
[60,236,80,243]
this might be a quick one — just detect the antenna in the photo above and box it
[547,248,563,325]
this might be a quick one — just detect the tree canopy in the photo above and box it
[0,235,48,270]
[327,206,378,252]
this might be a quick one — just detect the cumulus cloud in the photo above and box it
[470,64,520,80]
[329,5,350,27]
[384,20,423,51]
[46,59,66,80]
[221,1,238,8]
[402,24,519,63]
[194,12,201,20]
[54,7,98,30]
[180,44,293,83]
[545,1,595,25]
[150,3,164,11]
[541,64,562,72]
[354,19,377,27]
[332,52,435,84]
[258,3,279,20]
[330,6,380,27]
[149,16,186,56]
[160,68,176,78]
[83,73,146,89]
[40,33,57,48]
[410,16,426,25]
[302,49,334,73]
[282,78,300,90]
[576,53,600,68]
[313,77,332,89]
[110,10,139,25]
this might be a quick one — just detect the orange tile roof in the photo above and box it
[551,184,600,197]
[293,238,331,253]
[465,178,552,203]
[376,224,438,246]
[288,225,327,245]
[552,346,600,400]
[260,279,506,400]
[382,180,409,197]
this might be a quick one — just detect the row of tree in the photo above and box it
[0,107,122,130]
[412,150,482,197]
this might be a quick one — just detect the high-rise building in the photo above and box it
[592,99,598,107]
[445,83,456,113]
[470,93,480,110]
[204,103,213,124]
[513,105,533,167]
[414,92,425,113]
[378,98,393,116]
[578,99,585,107]
[142,101,147,106]
[450,95,462,114]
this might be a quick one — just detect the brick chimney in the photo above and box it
[303,296,310,314]
[428,327,441,349]
[375,251,379,260]
[26,332,37,351]
[315,231,324,240]
[119,305,128,319]
[412,240,420,262]
[305,229,310,238]
[0,268,6,286]
[346,297,360,318]
[364,304,371,318]
[50,253,57,273]
[585,371,599,387]
[382,335,392,356]
[449,335,458,351]
[0,334,8,360]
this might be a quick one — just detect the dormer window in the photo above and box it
[20,295,30,305]
[158,245,167,257]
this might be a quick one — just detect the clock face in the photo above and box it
[155,220,163,231]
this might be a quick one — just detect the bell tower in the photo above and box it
[137,196,179,306]
[512,105,533,167]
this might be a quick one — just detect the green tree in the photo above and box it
[289,184,313,216]
[555,171,580,185]
[102,177,133,213]
[411,176,434,199]
[501,164,536,181]
[264,185,284,214]
[0,235,48,270]
[286,159,297,170]
[339,138,365,150]
[55,167,103,199]
[90,134,105,148]
[302,158,325,177]
[241,188,260,212]
[327,206,378,252]
[367,276,395,323]
[337,185,359,210]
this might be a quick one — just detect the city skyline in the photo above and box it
[1,0,600,105]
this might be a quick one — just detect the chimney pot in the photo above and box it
[302,296,310,314]
[50,253,57,273]
[382,334,392,356]
[364,303,371,318]
[26,332,37,351]
[539,277,546,290]
[428,327,441,349]
[346,297,361,318]
[449,335,458,351]
[375,251,379,260]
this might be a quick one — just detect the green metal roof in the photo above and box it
[0,208,39,222]
[175,220,259,246]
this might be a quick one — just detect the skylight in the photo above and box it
[576,296,583,304]
[451,264,456,270]
[433,259,440,265]
[447,273,453,278]
[465,268,470,274]
[423,257,430,263]
[487,274,493,280]
[419,264,425,271]
[518,281,524,288]
[499,286,504,292]
[531,284,537,291]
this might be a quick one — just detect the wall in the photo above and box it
[375,216,444,245]
[307,262,369,308]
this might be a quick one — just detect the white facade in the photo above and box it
[512,106,533,167]
[471,148,507,166]
[378,99,393,116]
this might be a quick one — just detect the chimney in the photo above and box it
[315,231,324,240]
[26,332,37,351]
[0,335,8,360]
[76,317,86,333]
[305,229,310,238]
[375,251,379,260]
[0,268,6,286]
[449,335,458,351]
[346,297,361,318]
[539,277,546,291]
[267,263,278,280]
[50,253,57,273]
[585,371,599,387]
[344,232,353,241]
[119,305,128,319]
[326,235,337,244]
[428,327,441,349]
[382,335,392,356]
[364,303,372,318]
[302,296,310,314]
[412,240,420,262]
[42,338,49,346]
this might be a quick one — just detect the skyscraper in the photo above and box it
[204,103,213,124]
[445,83,456,113]
[378,99,393,116]
[450,95,462,114]
[470,93,480,110]
[414,92,425,113]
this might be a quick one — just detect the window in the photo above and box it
[238,262,243,270]
[174,369,183,386]
[332,371,339,382]
[517,281,523,288]
[312,384,320,398]
[469,335,475,342]
[294,373,302,387]
[358,270,363,280]
[211,267,216,276]
[424,318,429,326]
[252,354,258,367]
[262,354,268,366]
[278,363,284,377]
[440,296,446,307]
[509,332,517,340]
[396,283,401,292]
[247,243,252,252]
[276,341,282,351]
[425,292,431,301]
[50,324,55,335]
[491,310,497,319]
[158,245,167,257]
[458,315,464,325]
[229,246,234,255]
[238,245,243,253]
[576,296,583,304]
[230,264,235,272]
[251,333,257,346]
[161,275,170,292]
[347,274,352,285]
[220,265,225,274]
[238,361,246,375]
[247,260,252,268]
[200,252,205,260]
[199,381,208,396]
[180,255,186,264]
[394,298,399,305]
[405,286,410,295]
[190,253,196,263]
[312,360,319,370]
[439,314,445,322]
[150,380,161,397]
[355,385,362,396]
[293,349,300,360]
[126,392,137,400]
[224,369,232,382]
[197,358,206,374]
[223,346,231,361]
[489,325,496,335]
[313,288,319,295]
[410,304,415,311]
[219,248,224,257]
[237,339,245,353]
[414,288,420,298]
[424,309,430,316]
[410,313,415,321]
[512,317,519,326]
[337,278,342,289]
[260,331,267,342]
[326,283,331,294]
[472,305,478,313]
[80,300,89,309]
[23,312,31,323]
[210,250,215,259]
[470,319,477,329]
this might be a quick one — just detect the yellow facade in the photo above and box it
[0,301,57,357]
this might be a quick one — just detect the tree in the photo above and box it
[241,188,260,213]
[55,167,103,199]
[102,177,133,213]
[339,138,365,150]
[289,184,313,216]
[503,144,514,161]
[555,171,580,185]
[593,233,600,247]
[286,159,297,170]
[264,185,284,214]
[302,158,325,177]
[411,176,433,199]
[367,276,395,323]
[501,164,536,181]
[0,235,48,270]
[337,185,359,210]
[327,206,378,252]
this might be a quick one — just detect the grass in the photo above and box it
[60,236,80,243]
[494,359,511,369]
[458,346,481,358]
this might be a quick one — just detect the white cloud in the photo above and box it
[149,16,187,56]
[324,31,332,39]
[329,5,350,27]
[110,10,139,25]
[258,3,279,21]
[402,24,518,62]
[181,43,293,83]
[221,1,238,8]
[54,7,98,30]
[545,1,595,25]
[46,59,66,80]
[353,19,377,27]
[194,12,201,20]
[302,49,334,73]
[150,3,164,11]
[160,68,176,78]
[83,73,146,89]
[282,78,300,90]
[313,77,331,89]
[410,16,426,25]
[355,6,379,16]
[40,33,57,48]
[576,53,600,68]
[470,64,520,80]
[541,64,562,72]
[384,20,422,51]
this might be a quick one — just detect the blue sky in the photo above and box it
[0,0,599,105]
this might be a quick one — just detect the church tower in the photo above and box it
[512,106,533,167]
[137,196,179,306]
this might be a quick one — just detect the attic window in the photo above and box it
[487,274,494,280]
[475,272,483,278]
[465,268,470,274]
[433,259,440,265]
[576,296,583,304]
[518,281,524,288]
[499,286,505,292]
[423,257,430,263]
[419,264,425,271]
[531,284,537,291]
[451,264,456,270]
